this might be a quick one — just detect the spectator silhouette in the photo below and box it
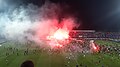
[21,60,34,67]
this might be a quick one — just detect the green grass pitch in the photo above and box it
[0,40,120,67]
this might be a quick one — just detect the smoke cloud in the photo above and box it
[0,1,77,44]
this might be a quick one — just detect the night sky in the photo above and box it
[2,0,120,32]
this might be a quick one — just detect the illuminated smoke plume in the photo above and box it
[89,40,100,53]
[0,1,77,47]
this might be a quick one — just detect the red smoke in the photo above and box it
[35,18,76,48]
[90,40,100,53]
[92,43,100,53]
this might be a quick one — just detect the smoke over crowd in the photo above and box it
[0,1,77,46]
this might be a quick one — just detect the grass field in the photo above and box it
[0,40,120,67]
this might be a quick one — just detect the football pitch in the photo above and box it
[0,40,120,67]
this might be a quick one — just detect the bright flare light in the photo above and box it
[46,28,70,48]
[90,40,100,52]
[53,29,69,40]
[36,18,76,48]
[93,45,97,50]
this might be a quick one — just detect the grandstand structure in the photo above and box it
[70,30,120,40]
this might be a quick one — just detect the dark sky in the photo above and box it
[9,0,120,31]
